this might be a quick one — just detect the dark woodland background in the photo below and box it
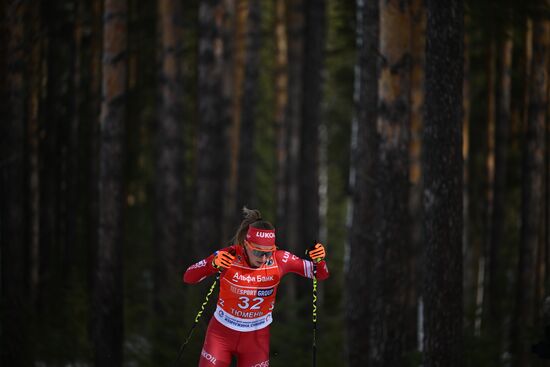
[2,0,550,366]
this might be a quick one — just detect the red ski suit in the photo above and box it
[183,245,329,367]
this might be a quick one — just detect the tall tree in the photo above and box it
[39,0,73,317]
[220,0,237,239]
[43,0,77,281]
[67,0,82,278]
[462,10,474,332]
[346,0,379,365]
[92,0,127,365]
[369,1,411,365]
[226,0,246,236]
[1,1,31,365]
[236,0,261,211]
[278,0,304,253]
[153,0,185,363]
[484,29,513,364]
[86,0,102,298]
[479,11,497,336]
[274,0,288,242]
[422,0,464,366]
[510,13,549,367]
[275,0,305,320]
[28,0,42,308]
[300,0,325,248]
[409,0,425,352]
[195,0,228,255]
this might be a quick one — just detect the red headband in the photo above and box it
[246,226,276,249]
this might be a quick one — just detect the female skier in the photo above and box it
[183,207,329,367]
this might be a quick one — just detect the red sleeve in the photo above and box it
[182,253,217,284]
[183,245,237,284]
[275,250,329,281]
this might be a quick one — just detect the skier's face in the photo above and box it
[245,241,273,267]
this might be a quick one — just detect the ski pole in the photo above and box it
[306,242,320,367]
[173,273,219,367]
[312,260,318,367]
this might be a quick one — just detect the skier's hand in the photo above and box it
[307,243,326,263]
[212,250,235,270]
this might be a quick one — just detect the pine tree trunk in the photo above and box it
[422,1,464,366]
[226,0,246,235]
[274,0,288,240]
[480,28,497,337]
[195,0,228,254]
[277,0,305,321]
[545,34,550,314]
[408,0,425,352]
[1,1,31,365]
[28,0,42,308]
[462,12,474,333]
[39,0,61,314]
[465,19,490,340]
[87,0,102,301]
[369,1,411,365]
[484,33,513,363]
[153,0,185,363]
[221,0,237,239]
[44,0,76,281]
[511,16,549,367]
[67,1,82,278]
[92,0,127,365]
[534,21,550,331]
[236,0,261,211]
[300,0,325,248]
[346,0,379,365]
[280,0,304,253]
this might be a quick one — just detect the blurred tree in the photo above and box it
[68,0,83,277]
[226,0,246,236]
[346,0,378,365]
[195,0,229,255]
[368,1,412,365]
[221,0,237,239]
[87,0,102,296]
[483,21,513,366]
[81,1,102,361]
[152,0,185,363]
[40,0,76,319]
[511,11,549,367]
[408,0,425,354]
[92,0,127,365]
[533,1,550,347]
[463,9,474,334]
[464,1,490,342]
[422,1,464,367]
[1,1,32,365]
[479,8,496,338]
[236,0,261,213]
[274,0,288,244]
[278,0,304,255]
[276,0,305,320]
[300,0,325,252]
[28,0,42,309]
[36,6,88,360]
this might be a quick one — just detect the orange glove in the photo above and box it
[307,243,326,263]
[212,250,235,270]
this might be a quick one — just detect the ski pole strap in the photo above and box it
[173,274,219,367]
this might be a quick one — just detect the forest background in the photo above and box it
[2,0,550,367]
